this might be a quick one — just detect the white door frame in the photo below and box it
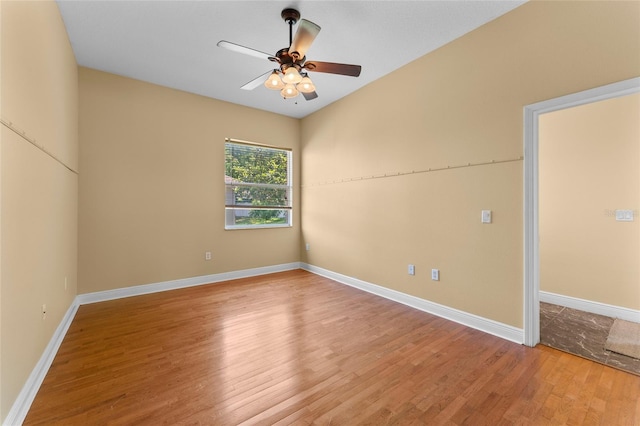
[522,77,640,347]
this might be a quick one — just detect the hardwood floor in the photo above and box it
[25,270,640,425]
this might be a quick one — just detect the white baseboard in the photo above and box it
[301,263,524,344]
[77,262,302,305]
[3,300,80,426]
[4,262,301,426]
[540,291,640,323]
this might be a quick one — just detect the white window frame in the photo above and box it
[224,138,293,230]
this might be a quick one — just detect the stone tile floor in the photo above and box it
[540,302,640,376]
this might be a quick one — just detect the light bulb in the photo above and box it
[283,67,303,84]
[281,83,299,99]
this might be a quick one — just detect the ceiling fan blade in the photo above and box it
[302,91,318,101]
[241,70,273,90]
[304,61,361,77]
[217,40,273,62]
[289,19,321,60]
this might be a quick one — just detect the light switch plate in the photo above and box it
[481,210,492,224]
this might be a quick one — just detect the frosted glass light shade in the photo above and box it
[283,67,303,84]
[297,76,315,93]
[264,71,284,90]
[281,83,299,99]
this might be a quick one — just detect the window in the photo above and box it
[224,139,292,229]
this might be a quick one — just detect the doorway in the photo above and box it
[523,77,640,347]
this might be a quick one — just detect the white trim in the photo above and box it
[540,291,640,324]
[302,263,524,344]
[523,77,640,347]
[77,262,301,305]
[523,103,540,347]
[4,262,301,425]
[3,300,80,426]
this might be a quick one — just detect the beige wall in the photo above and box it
[78,68,301,294]
[1,0,78,420]
[540,93,639,309]
[300,1,640,327]
[1,0,639,420]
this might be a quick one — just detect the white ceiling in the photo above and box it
[56,0,526,119]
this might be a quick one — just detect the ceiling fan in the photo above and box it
[217,8,362,101]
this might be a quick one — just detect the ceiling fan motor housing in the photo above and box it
[274,47,305,71]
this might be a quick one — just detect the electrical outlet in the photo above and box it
[408,264,415,275]
[615,210,634,222]
[305,243,310,251]
[205,251,212,261]
[431,269,440,281]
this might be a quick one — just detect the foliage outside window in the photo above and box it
[225,140,292,229]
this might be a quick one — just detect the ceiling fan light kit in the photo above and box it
[266,66,312,99]
[219,8,361,101]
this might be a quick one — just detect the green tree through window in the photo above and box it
[225,141,292,228]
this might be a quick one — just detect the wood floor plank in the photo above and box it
[24,270,640,425]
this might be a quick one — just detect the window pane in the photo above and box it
[225,184,290,208]
[225,144,289,185]
[225,208,290,227]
